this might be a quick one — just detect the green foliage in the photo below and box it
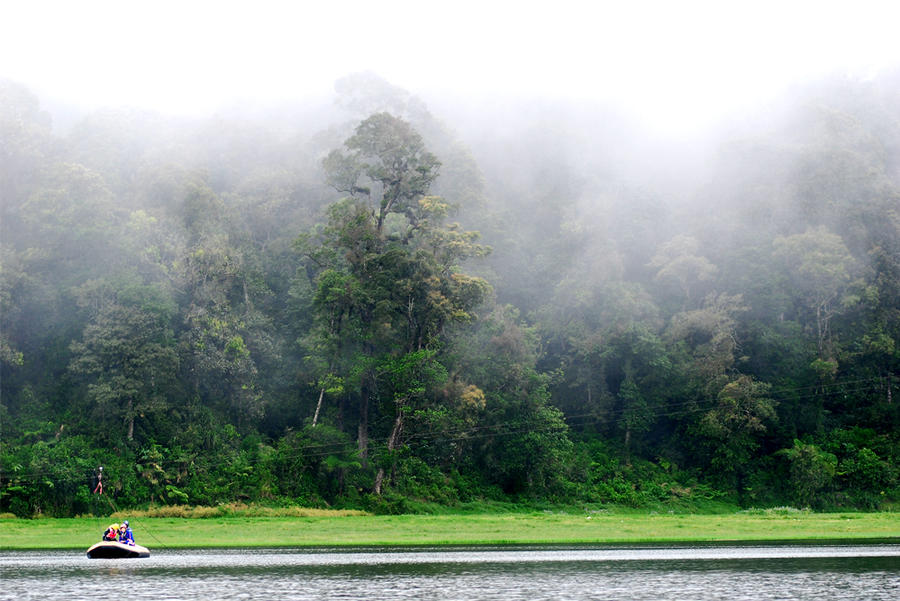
[698,376,777,474]
[649,235,718,306]
[68,284,178,442]
[818,428,899,505]
[3,76,900,516]
[773,226,857,359]
[324,112,441,234]
[0,436,100,517]
[778,440,838,508]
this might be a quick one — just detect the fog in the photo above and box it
[5,2,900,306]
[6,1,898,238]
[5,1,898,132]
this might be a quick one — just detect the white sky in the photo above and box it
[2,0,899,134]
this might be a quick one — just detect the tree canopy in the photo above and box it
[1,72,899,516]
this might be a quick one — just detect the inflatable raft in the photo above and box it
[86,541,150,559]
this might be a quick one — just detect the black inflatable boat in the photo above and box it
[86,541,150,558]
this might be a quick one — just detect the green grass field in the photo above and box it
[2,510,899,550]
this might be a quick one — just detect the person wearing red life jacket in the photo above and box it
[102,523,119,541]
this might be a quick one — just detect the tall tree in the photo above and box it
[323,112,441,234]
[649,235,718,310]
[698,375,777,497]
[308,113,490,493]
[773,226,857,362]
[69,285,178,442]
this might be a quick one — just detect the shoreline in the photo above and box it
[2,512,898,551]
[3,540,900,552]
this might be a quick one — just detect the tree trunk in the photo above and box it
[373,468,384,496]
[357,356,375,464]
[888,373,893,405]
[312,387,325,426]
[127,399,134,441]
[374,407,404,495]
[624,427,631,466]
[816,302,825,357]
[357,419,368,461]
[358,386,370,463]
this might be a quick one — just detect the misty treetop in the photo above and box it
[1,72,898,517]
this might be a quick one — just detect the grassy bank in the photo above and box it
[1,509,899,550]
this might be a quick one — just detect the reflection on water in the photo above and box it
[2,544,899,600]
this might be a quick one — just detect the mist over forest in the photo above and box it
[1,68,899,516]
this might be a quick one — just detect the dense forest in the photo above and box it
[2,71,899,517]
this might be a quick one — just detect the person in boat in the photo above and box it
[118,520,135,546]
[102,523,120,541]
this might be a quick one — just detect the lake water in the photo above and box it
[2,544,898,600]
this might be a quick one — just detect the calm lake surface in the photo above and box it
[2,544,898,600]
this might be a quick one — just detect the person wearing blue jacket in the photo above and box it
[118,520,135,545]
